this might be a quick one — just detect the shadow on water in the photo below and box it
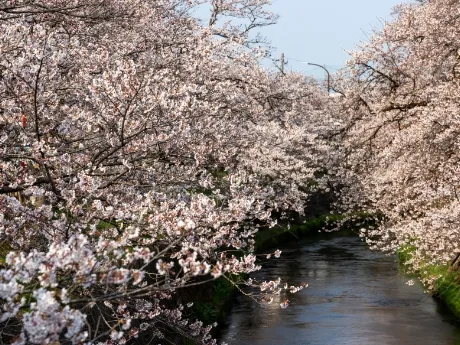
[219,235,460,345]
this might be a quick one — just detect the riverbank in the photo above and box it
[255,214,345,253]
[255,212,376,253]
[397,246,460,320]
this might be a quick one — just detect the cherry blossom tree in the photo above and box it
[0,1,327,343]
[330,0,460,283]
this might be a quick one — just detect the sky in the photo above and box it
[258,0,411,78]
[194,0,411,79]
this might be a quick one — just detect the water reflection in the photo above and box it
[220,236,460,345]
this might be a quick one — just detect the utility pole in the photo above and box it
[280,53,285,74]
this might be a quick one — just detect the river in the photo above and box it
[220,235,460,345]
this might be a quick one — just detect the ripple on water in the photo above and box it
[220,236,460,345]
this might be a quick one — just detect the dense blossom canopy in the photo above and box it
[0,0,329,343]
[3,0,457,343]
[331,0,460,286]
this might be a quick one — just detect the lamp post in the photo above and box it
[307,63,331,94]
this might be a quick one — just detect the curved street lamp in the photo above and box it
[307,63,331,94]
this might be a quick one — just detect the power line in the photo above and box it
[286,57,343,70]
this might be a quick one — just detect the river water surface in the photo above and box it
[220,235,460,345]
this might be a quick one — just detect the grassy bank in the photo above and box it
[255,213,372,253]
[397,245,460,319]
[190,276,239,328]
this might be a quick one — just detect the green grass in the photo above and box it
[435,269,460,318]
[192,302,219,325]
[398,244,460,318]
[97,220,118,229]
[255,212,372,253]
[191,277,235,325]
[396,243,417,266]
[0,241,12,267]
